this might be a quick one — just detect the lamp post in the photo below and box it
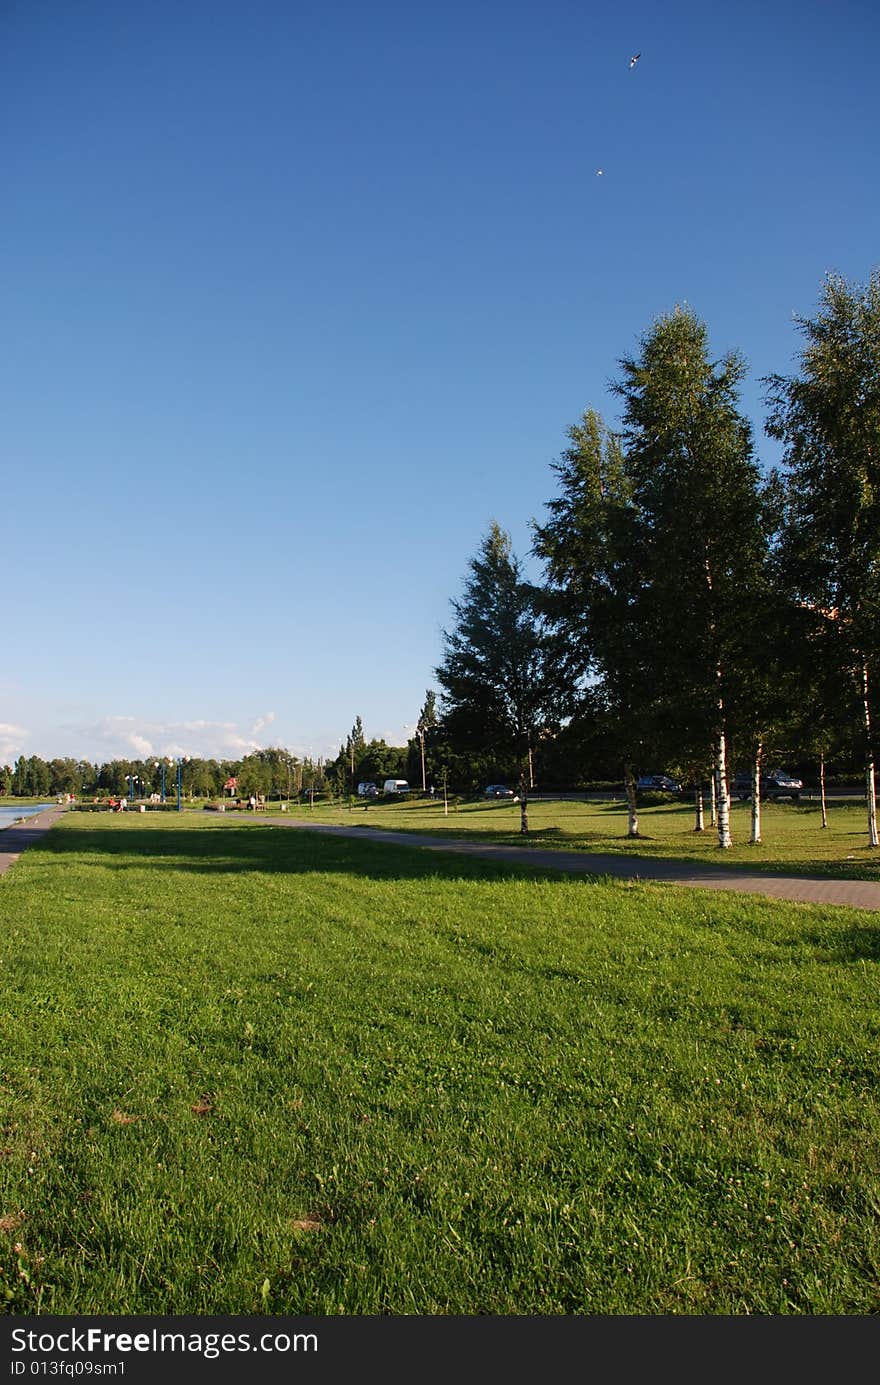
[406,723,427,793]
[416,726,426,793]
[175,756,190,813]
[154,760,168,803]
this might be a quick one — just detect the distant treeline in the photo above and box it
[0,749,325,801]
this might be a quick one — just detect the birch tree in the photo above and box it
[765,271,880,847]
[612,308,770,849]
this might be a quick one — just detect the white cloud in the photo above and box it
[0,722,28,765]
[63,715,285,763]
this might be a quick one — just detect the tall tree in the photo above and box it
[533,408,650,836]
[765,270,880,846]
[436,522,565,834]
[411,689,438,791]
[611,308,770,848]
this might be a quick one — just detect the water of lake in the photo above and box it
[0,803,56,830]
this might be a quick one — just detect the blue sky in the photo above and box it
[3,0,878,766]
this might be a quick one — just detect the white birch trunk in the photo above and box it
[693,787,704,832]
[709,773,717,827]
[819,753,828,829]
[624,763,639,837]
[749,740,763,846]
[715,731,732,849]
[860,662,879,847]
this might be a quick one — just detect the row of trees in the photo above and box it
[1,749,331,802]
[432,270,880,848]
[6,275,876,850]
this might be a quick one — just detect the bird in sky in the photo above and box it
[596,168,604,176]
[629,52,641,69]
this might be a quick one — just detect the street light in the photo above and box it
[174,756,190,813]
[405,723,427,793]
[415,726,427,793]
[154,760,169,803]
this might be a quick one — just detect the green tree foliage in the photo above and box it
[236,748,299,800]
[765,270,880,846]
[436,522,567,834]
[356,739,407,785]
[533,409,649,833]
[407,690,439,790]
[613,308,770,847]
[536,308,772,852]
[11,756,51,797]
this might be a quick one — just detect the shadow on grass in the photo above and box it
[804,924,880,963]
[38,816,880,889]
[25,820,880,956]
[40,821,604,889]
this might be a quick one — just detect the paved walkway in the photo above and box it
[3,808,879,912]
[270,817,880,912]
[0,805,67,877]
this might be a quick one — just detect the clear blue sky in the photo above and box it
[3,0,878,766]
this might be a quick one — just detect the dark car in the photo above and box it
[733,769,803,802]
[484,784,515,799]
[636,774,683,795]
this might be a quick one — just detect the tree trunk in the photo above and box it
[519,769,529,835]
[709,773,717,827]
[693,786,704,832]
[819,753,828,829]
[749,739,763,845]
[860,662,879,847]
[624,762,639,837]
[714,730,732,848]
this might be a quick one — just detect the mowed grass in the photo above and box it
[1,813,879,1315]
[295,794,880,881]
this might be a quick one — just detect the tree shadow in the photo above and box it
[802,924,880,963]
[39,821,596,888]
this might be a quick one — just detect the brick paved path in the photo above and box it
[271,818,880,912]
[3,808,879,912]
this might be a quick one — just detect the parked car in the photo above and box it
[636,774,683,795]
[383,779,411,795]
[484,784,515,798]
[733,769,803,802]
[356,781,379,797]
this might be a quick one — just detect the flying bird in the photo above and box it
[596,168,604,176]
[629,52,641,69]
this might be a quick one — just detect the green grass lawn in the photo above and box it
[2,813,879,1315]
[287,794,880,881]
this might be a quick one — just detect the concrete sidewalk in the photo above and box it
[271,817,880,912]
[0,804,67,877]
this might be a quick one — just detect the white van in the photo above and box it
[383,779,410,795]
